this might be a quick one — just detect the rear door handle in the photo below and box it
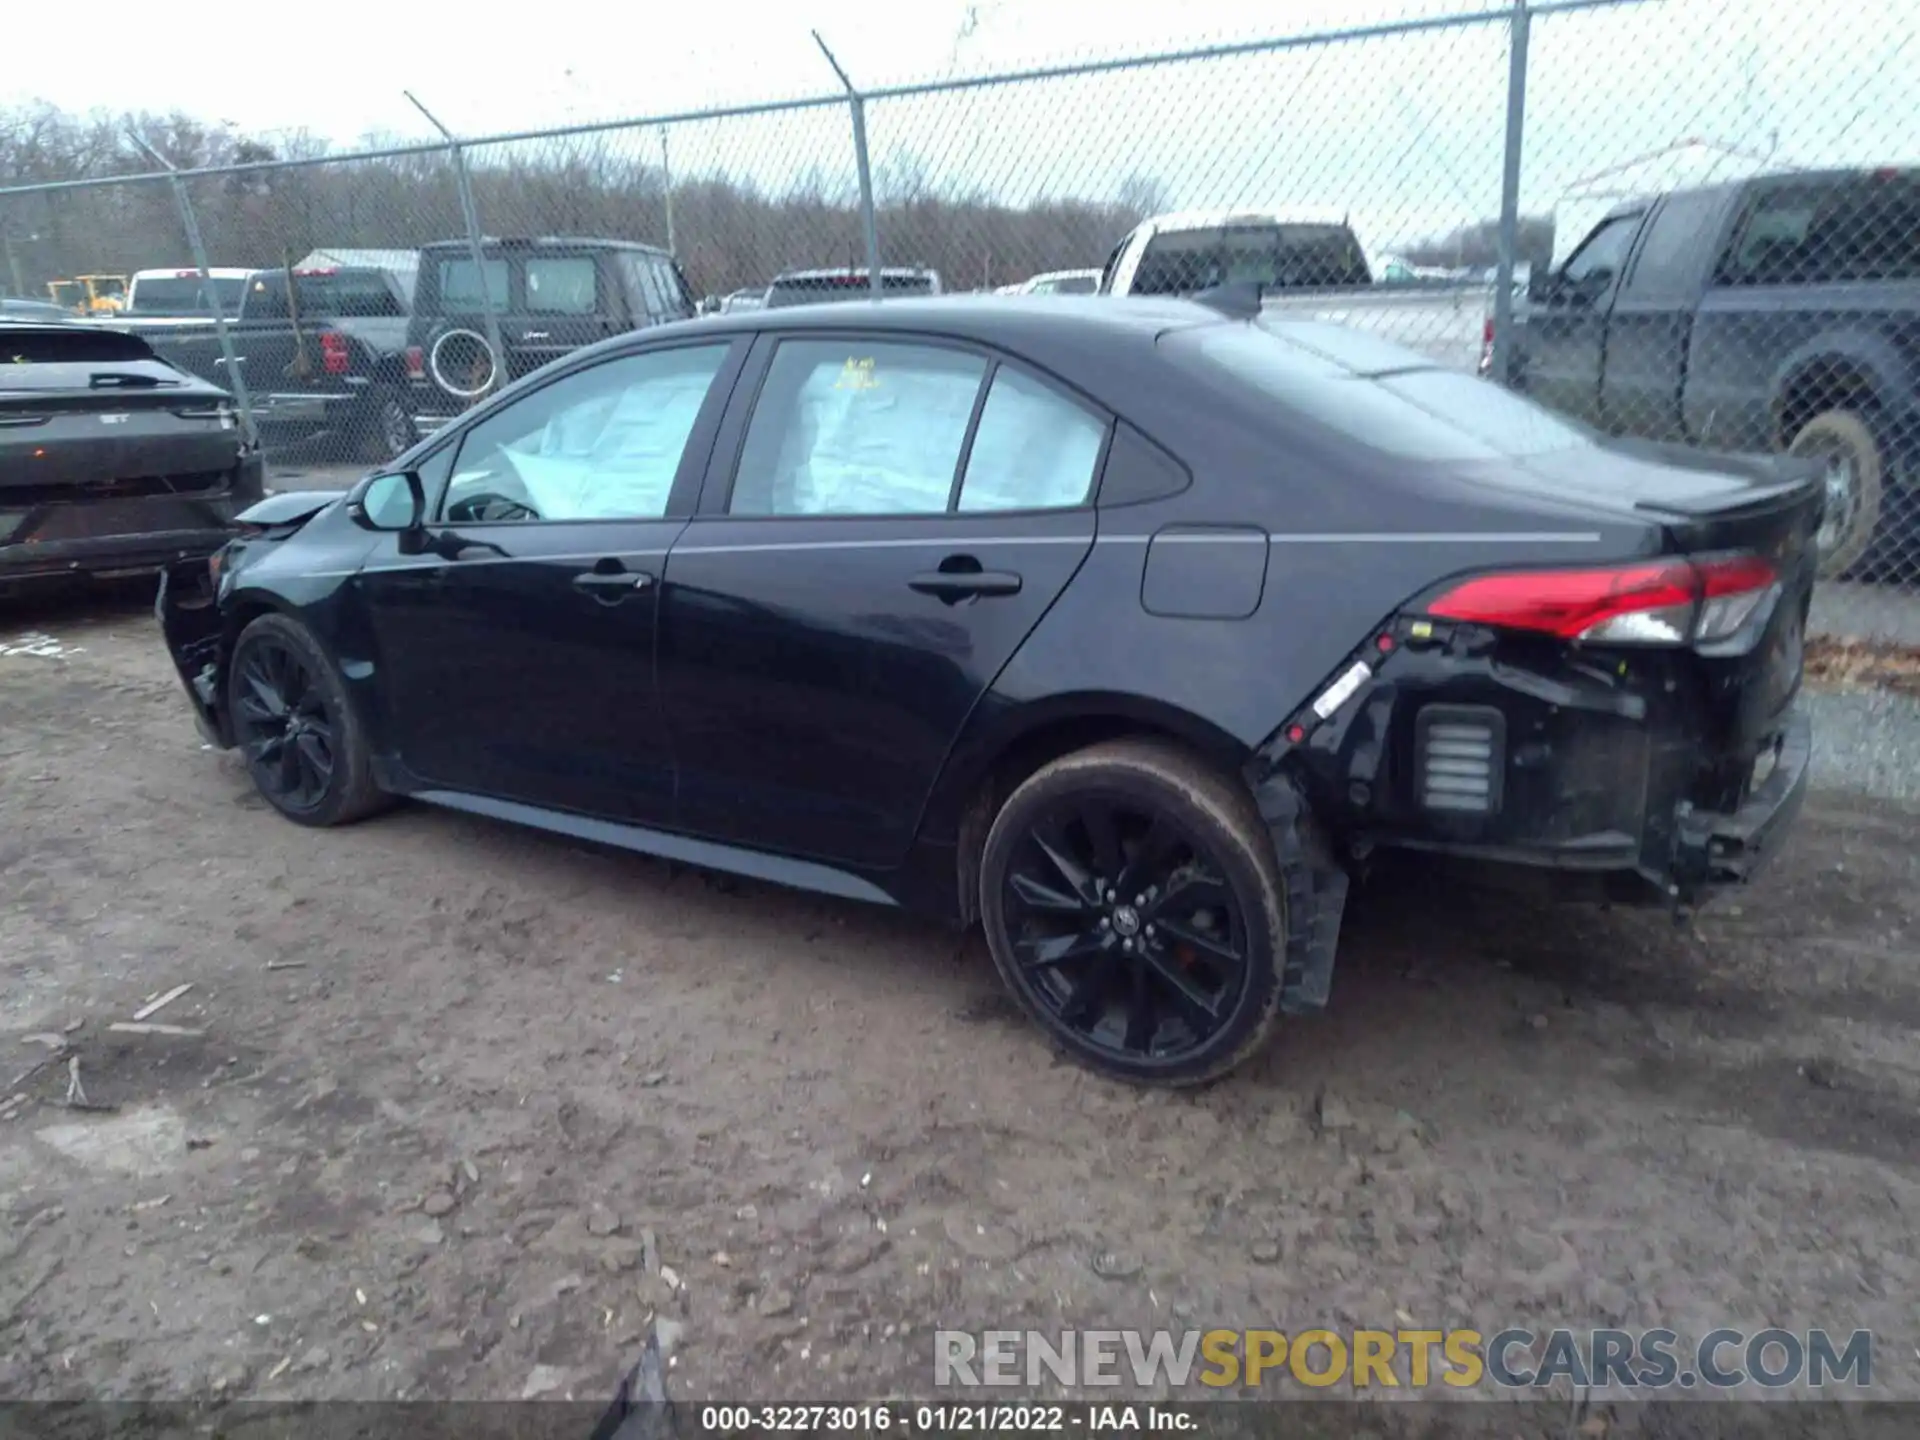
[572,569,654,604]
[908,570,1023,602]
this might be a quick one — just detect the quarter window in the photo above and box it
[730,341,987,516]
[957,368,1107,512]
[440,344,729,523]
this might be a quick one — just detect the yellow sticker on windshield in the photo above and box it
[835,357,879,391]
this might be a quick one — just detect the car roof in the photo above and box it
[131,267,255,280]
[417,236,673,256]
[1129,208,1355,237]
[771,266,939,281]
[661,294,1224,348]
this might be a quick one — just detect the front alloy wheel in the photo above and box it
[226,613,388,828]
[980,741,1287,1085]
[234,638,336,814]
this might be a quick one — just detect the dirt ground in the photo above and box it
[3,587,1918,1410]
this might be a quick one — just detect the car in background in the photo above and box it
[1,296,75,322]
[121,267,257,319]
[1100,210,1372,297]
[405,237,694,430]
[46,274,127,315]
[157,294,1814,1086]
[2,322,261,595]
[762,267,943,308]
[133,264,419,463]
[1495,167,1920,578]
[719,288,767,314]
[1016,268,1101,295]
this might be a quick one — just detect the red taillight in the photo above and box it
[1425,554,1780,648]
[405,346,425,379]
[319,331,351,375]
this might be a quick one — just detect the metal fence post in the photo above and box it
[127,133,258,448]
[660,128,678,258]
[1489,0,1531,387]
[813,31,884,297]
[406,92,508,400]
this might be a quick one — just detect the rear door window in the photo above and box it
[957,368,1108,512]
[729,340,986,516]
[1718,176,1920,285]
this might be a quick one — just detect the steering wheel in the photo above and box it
[447,493,540,524]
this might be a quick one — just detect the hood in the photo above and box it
[236,490,344,527]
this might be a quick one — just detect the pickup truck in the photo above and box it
[405,237,694,430]
[1499,167,1920,577]
[131,264,418,463]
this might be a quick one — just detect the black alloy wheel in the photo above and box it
[234,636,336,813]
[981,741,1287,1084]
[226,613,388,828]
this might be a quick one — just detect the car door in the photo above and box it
[356,336,746,823]
[1523,211,1645,426]
[656,333,1110,870]
[1597,189,1731,441]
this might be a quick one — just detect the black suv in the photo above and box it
[405,237,695,427]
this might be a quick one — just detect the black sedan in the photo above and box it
[156,293,1817,1084]
[3,322,262,593]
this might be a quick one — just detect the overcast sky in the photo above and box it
[7,0,1916,255]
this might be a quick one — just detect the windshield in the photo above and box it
[127,276,249,315]
[1132,224,1371,295]
[1183,322,1593,462]
[764,273,935,308]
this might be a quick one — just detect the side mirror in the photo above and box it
[1526,266,1548,302]
[346,470,425,533]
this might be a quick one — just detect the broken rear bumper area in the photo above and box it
[1251,608,1816,972]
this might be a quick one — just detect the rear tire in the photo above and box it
[1789,408,1884,579]
[353,384,416,464]
[978,740,1286,1086]
[227,613,389,828]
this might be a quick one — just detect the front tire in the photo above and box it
[1789,408,1885,579]
[227,613,388,828]
[978,740,1287,1085]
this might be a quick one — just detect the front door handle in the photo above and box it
[572,568,653,604]
[908,569,1023,602]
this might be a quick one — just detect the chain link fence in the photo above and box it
[3,0,1916,629]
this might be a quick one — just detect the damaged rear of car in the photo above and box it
[1,322,262,594]
[1196,323,1818,963]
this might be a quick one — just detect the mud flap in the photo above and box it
[1251,771,1350,1013]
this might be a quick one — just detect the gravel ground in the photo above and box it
[3,590,1918,1411]
[1803,687,1920,802]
